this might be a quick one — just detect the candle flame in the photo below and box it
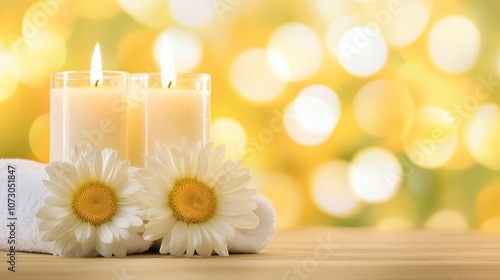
[160,36,176,88]
[90,42,103,87]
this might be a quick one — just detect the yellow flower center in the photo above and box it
[72,180,117,226]
[168,178,216,224]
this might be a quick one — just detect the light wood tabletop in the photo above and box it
[2,227,500,280]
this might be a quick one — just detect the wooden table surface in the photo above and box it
[2,228,500,280]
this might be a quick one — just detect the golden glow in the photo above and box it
[2,1,500,229]
[259,173,302,228]
[353,79,415,138]
[72,180,118,226]
[29,113,50,162]
[168,177,216,224]
[211,118,247,160]
[231,49,286,102]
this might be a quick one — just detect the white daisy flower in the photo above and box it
[137,138,259,257]
[36,146,144,257]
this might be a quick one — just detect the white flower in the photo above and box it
[137,138,259,257]
[36,146,144,257]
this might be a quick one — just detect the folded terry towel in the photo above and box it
[0,159,276,255]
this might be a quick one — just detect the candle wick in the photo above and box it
[95,80,100,87]
[168,81,172,89]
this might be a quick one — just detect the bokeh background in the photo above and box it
[1,0,500,231]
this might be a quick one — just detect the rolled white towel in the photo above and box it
[0,159,151,255]
[227,195,277,254]
[0,159,276,255]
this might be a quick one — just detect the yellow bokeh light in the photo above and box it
[9,32,66,88]
[325,16,360,58]
[153,27,202,72]
[0,72,18,103]
[169,0,215,28]
[376,216,412,230]
[424,210,468,230]
[337,26,388,77]
[382,0,429,48]
[315,0,357,21]
[268,22,323,82]
[284,85,341,146]
[259,173,303,228]
[404,106,458,169]
[211,118,247,161]
[230,48,286,103]
[465,104,500,170]
[311,160,361,217]
[29,113,50,163]
[480,217,500,233]
[349,147,402,203]
[353,79,415,138]
[476,181,500,227]
[70,0,121,20]
[116,0,171,28]
[428,15,481,73]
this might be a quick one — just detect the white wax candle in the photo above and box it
[50,88,128,162]
[145,88,210,155]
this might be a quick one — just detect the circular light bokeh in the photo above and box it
[10,32,66,88]
[424,210,467,230]
[428,15,481,73]
[116,0,170,28]
[268,22,323,82]
[211,118,247,160]
[230,48,286,103]
[337,26,388,76]
[349,147,402,203]
[29,113,50,163]
[325,16,360,58]
[476,181,500,230]
[382,0,429,47]
[404,106,458,169]
[311,160,361,217]
[284,85,341,146]
[154,27,202,72]
[353,79,415,138]
[315,0,356,21]
[465,103,500,170]
[169,0,215,28]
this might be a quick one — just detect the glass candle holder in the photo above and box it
[50,71,128,162]
[127,73,210,167]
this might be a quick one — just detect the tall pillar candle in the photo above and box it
[50,71,128,162]
[127,73,210,164]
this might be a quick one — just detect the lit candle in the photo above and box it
[50,43,128,162]
[127,36,210,167]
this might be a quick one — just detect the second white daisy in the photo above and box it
[137,138,259,257]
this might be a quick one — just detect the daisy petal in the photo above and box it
[169,222,188,256]
[220,212,260,229]
[216,200,257,216]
